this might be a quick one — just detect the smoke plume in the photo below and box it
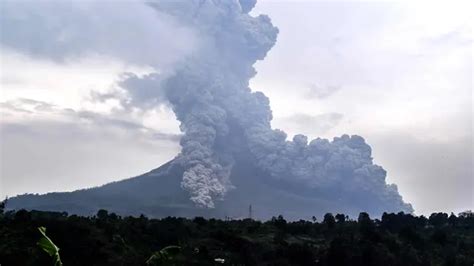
[138,0,412,212]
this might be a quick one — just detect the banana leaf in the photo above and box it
[37,227,63,266]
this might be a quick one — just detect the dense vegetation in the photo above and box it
[1,203,473,266]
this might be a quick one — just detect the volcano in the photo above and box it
[7,153,409,220]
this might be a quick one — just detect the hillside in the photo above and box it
[6,154,406,220]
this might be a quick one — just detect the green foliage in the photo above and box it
[429,212,449,227]
[0,197,7,215]
[146,245,182,265]
[335,213,346,223]
[0,210,473,265]
[96,209,109,220]
[323,213,336,228]
[37,227,63,266]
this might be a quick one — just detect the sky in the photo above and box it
[0,0,472,216]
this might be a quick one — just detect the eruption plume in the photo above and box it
[137,0,412,212]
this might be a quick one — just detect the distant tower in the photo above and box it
[248,204,253,220]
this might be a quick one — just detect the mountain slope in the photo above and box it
[7,155,408,220]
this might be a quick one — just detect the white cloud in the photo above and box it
[0,0,200,67]
[0,49,145,109]
[0,99,180,198]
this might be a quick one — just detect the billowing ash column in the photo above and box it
[141,0,412,213]
[149,0,278,207]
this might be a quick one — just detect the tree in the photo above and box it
[358,212,373,235]
[335,213,346,224]
[448,213,457,227]
[429,212,448,227]
[273,215,287,231]
[458,210,473,218]
[0,197,6,215]
[431,229,447,245]
[96,209,109,220]
[323,213,336,229]
[358,212,371,224]
[416,215,428,228]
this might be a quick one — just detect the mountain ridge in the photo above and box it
[7,155,410,220]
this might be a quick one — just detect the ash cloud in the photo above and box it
[118,73,168,109]
[136,0,412,213]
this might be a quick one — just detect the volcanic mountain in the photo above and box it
[7,152,410,220]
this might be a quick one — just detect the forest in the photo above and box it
[1,200,473,266]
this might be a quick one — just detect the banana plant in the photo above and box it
[37,227,63,266]
[146,245,181,265]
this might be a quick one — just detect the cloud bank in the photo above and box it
[0,98,180,198]
[0,0,199,68]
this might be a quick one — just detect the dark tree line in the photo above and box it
[1,206,473,266]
